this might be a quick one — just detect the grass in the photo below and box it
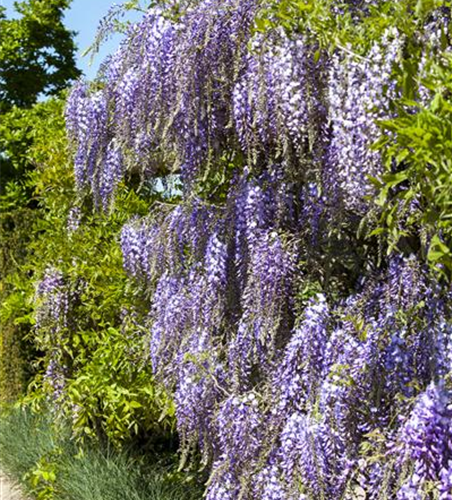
[0,405,203,500]
[55,448,201,500]
[0,405,59,483]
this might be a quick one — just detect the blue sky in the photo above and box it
[0,0,140,80]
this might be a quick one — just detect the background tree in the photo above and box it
[0,0,80,112]
[0,0,80,194]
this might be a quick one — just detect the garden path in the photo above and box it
[0,469,25,500]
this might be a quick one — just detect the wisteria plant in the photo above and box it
[27,0,452,498]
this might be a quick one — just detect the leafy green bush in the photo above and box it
[0,98,69,402]
[25,174,176,444]
[0,95,176,445]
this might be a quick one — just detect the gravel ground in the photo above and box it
[0,470,25,500]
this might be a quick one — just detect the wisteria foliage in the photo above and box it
[58,0,452,498]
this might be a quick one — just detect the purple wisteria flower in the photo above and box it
[98,140,124,210]
[275,294,329,411]
[205,467,239,500]
[35,267,68,333]
[67,206,82,234]
[397,382,452,485]
[326,29,402,212]
[233,31,311,158]
[217,393,262,469]
[254,464,291,500]
[228,230,294,387]
[44,355,67,405]
[440,463,452,500]
[35,268,72,405]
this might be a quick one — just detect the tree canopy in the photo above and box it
[0,0,80,112]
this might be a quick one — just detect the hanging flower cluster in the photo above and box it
[35,269,86,406]
[233,31,323,161]
[326,28,403,212]
[35,268,68,334]
[396,382,452,495]
[35,268,70,404]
